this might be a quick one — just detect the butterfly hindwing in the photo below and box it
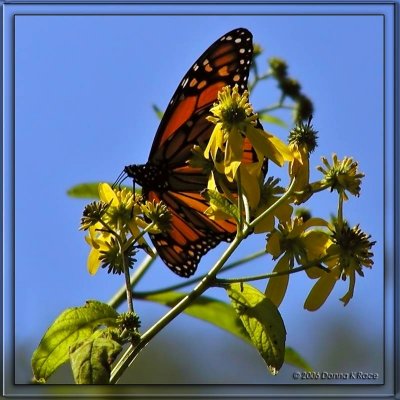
[147,190,236,277]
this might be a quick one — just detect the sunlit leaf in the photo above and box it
[141,292,248,342]
[31,301,119,382]
[258,113,287,128]
[202,189,239,222]
[67,183,103,199]
[67,183,139,199]
[226,283,286,375]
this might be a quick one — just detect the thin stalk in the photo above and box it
[132,250,267,298]
[242,191,251,227]
[119,241,134,313]
[294,181,330,198]
[213,260,331,286]
[249,177,296,230]
[125,221,156,248]
[236,168,244,233]
[110,235,244,384]
[108,252,156,309]
[248,72,272,92]
[337,194,344,228]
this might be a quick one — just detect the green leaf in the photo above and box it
[152,104,164,120]
[226,283,286,375]
[285,347,313,372]
[258,113,288,128]
[141,292,249,343]
[32,300,119,383]
[67,183,140,199]
[67,183,103,199]
[70,337,122,384]
[142,291,306,372]
[202,189,240,222]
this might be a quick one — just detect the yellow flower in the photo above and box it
[204,85,256,180]
[266,217,330,261]
[81,183,154,275]
[98,183,136,231]
[264,217,332,306]
[204,85,293,184]
[317,154,364,200]
[140,200,171,233]
[304,223,375,310]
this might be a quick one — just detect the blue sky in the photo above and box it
[11,12,386,385]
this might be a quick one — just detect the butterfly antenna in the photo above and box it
[112,170,128,189]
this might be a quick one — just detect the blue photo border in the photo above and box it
[2,1,398,398]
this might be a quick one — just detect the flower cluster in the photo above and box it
[80,81,375,312]
[201,84,374,310]
[80,183,170,275]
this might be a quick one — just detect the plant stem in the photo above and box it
[132,250,267,298]
[338,194,344,228]
[109,235,243,384]
[248,72,272,92]
[119,241,134,314]
[125,221,156,248]
[213,261,330,286]
[108,252,156,309]
[236,168,244,232]
[249,177,296,230]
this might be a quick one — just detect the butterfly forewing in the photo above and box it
[149,28,254,164]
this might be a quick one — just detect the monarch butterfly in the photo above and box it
[122,28,264,277]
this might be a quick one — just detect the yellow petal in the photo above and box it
[128,220,154,256]
[304,268,339,311]
[225,129,244,179]
[204,124,224,160]
[239,164,261,209]
[254,212,275,234]
[274,203,293,224]
[99,182,119,205]
[266,231,282,258]
[290,148,310,193]
[265,254,291,307]
[247,126,293,167]
[87,247,101,275]
[289,217,329,238]
[302,231,332,261]
[340,271,356,306]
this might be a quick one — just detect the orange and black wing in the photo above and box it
[142,28,262,277]
[149,28,255,167]
[147,191,237,277]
